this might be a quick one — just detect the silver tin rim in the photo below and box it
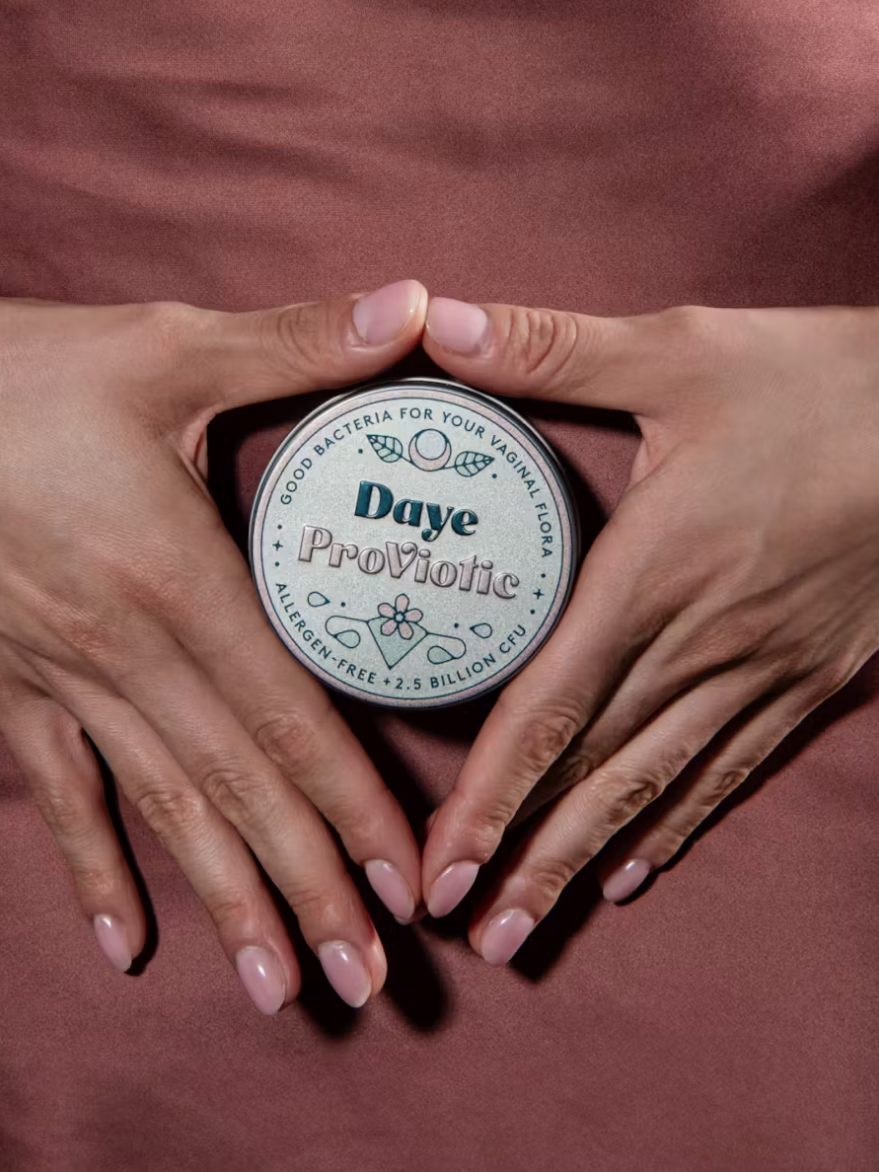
[249,376,580,708]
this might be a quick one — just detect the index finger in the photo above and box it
[149,476,423,923]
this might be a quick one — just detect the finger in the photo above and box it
[68,637,389,1008]
[423,470,771,915]
[0,689,145,972]
[139,483,422,923]
[423,516,665,917]
[513,588,767,829]
[423,295,675,414]
[182,280,429,414]
[67,688,302,1014]
[465,669,770,965]
[596,669,854,902]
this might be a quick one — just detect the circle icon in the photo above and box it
[408,428,452,470]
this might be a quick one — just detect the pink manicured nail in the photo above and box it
[479,908,536,966]
[235,946,287,1015]
[352,279,422,345]
[427,860,480,918]
[92,914,132,973]
[365,859,416,923]
[426,298,491,355]
[318,941,372,1008]
[602,858,651,903]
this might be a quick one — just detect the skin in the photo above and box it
[421,299,879,964]
[0,284,428,1011]
[4,288,877,992]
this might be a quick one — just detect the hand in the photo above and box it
[0,281,427,1011]
[420,297,879,963]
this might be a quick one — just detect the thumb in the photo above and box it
[423,296,662,415]
[197,280,428,412]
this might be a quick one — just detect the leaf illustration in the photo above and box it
[367,434,404,463]
[453,450,494,478]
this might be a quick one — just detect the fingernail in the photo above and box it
[479,908,536,966]
[92,914,132,973]
[365,859,416,923]
[602,858,651,903]
[352,279,422,345]
[318,941,372,1008]
[427,860,480,918]
[235,945,287,1015]
[426,297,491,355]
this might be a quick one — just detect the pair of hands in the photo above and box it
[1,283,877,1013]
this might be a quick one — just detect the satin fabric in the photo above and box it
[2,2,878,1168]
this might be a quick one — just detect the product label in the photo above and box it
[251,383,576,707]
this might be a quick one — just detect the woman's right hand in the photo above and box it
[0,282,426,1012]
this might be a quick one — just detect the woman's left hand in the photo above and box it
[419,296,879,964]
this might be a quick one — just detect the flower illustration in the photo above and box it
[377,594,423,640]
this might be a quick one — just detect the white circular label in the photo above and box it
[250,380,577,707]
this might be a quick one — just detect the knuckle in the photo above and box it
[698,766,750,807]
[526,856,580,903]
[265,302,335,380]
[45,576,172,678]
[202,890,257,934]
[776,644,816,684]
[510,707,583,778]
[549,736,597,792]
[507,307,581,381]
[685,605,773,669]
[134,300,207,360]
[656,304,726,357]
[50,602,118,666]
[133,785,208,840]
[112,561,188,628]
[803,659,854,704]
[94,300,212,389]
[285,881,351,931]
[251,710,321,779]
[34,784,93,841]
[329,802,387,855]
[119,508,239,629]
[198,764,278,826]
[462,802,519,862]
[593,769,664,823]
[721,611,771,659]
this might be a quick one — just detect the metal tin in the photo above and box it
[249,377,579,708]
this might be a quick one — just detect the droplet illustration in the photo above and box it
[470,623,493,639]
[307,592,330,607]
[325,615,362,648]
[427,647,454,664]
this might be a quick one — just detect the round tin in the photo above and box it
[249,377,579,708]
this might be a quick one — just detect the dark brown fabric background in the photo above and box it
[2,2,879,1169]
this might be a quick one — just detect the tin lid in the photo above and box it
[249,377,579,708]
